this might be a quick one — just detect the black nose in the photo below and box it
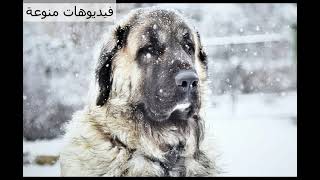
[175,70,199,91]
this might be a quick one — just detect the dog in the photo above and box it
[60,7,216,176]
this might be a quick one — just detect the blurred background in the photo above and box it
[23,3,297,176]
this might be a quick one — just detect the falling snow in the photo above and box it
[153,24,157,30]
[256,25,260,31]
[23,3,296,177]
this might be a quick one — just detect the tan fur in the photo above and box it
[60,7,216,177]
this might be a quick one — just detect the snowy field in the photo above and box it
[23,91,297,177]
[204,91,297,177]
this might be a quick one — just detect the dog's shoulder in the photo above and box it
[59,106,134,176]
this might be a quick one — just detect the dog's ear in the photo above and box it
[196,31,208,70]
[96,25,131,106]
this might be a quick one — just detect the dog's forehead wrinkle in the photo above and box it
[134,20,187,49]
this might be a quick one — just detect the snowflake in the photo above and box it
[153,24,157,30]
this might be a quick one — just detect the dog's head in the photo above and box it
[95,8,208,124]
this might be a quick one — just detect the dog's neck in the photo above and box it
[90,102,202,171]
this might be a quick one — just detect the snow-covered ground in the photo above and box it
[23,91,297,177]
[204,91,297,177]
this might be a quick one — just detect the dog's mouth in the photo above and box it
[136,101,195,123]
[167,103,195,121]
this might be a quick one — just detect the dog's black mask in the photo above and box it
[96,10,208,124]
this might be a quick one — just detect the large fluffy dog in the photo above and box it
[60,8,216,176]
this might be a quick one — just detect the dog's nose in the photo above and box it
[175,70,199,91]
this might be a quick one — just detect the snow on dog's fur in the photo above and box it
[60,7,216,176]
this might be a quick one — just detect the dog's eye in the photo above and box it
[182,33,195,55]
[185,43,194,54]
[183,42,195,55]
[142,45,156,57]
[146,45,155,54]
[138,45,153,57]
[139,44,164,58]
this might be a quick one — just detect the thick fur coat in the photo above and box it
[60,8,216,177]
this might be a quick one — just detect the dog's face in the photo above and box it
[135,15,202,122]
[96,9,207,124]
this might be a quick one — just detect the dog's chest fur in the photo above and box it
[60,105,213,176]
